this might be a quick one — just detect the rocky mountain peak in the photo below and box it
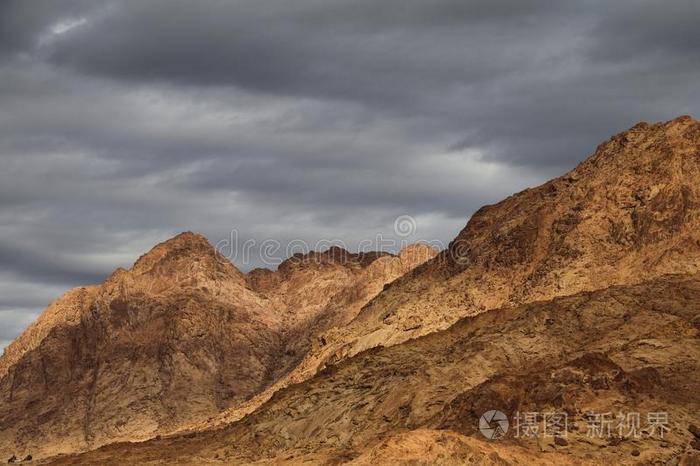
[573,115,698,175]
[131,232,216,270]
[128,231,245,286]
[276,247,391,274]
[444,116,700,272]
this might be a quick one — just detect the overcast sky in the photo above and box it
[1,0,699,349]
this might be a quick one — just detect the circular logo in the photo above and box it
[479,410,509,440]
[393,215,417,238]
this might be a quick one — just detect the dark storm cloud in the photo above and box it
[586,0,700,61]
[0,309,41,349]
[0,0,96,60]
[44,0,577,114]
[1,0,700,349]
[37,0,700,170]
[0,241,107,286]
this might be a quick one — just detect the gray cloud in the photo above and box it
[0,0,96,60]
[1,0,699,349]
[0,242,107,286]
[0,309,41,351]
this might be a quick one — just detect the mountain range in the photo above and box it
[1,116,700,465]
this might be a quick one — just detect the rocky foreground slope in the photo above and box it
[45,273,700,465]
[0,234,435,459]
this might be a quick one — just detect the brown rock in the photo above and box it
[690,424,700,439]
[680,452,700,466]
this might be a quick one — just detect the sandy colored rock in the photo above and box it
[348,429,580,466]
